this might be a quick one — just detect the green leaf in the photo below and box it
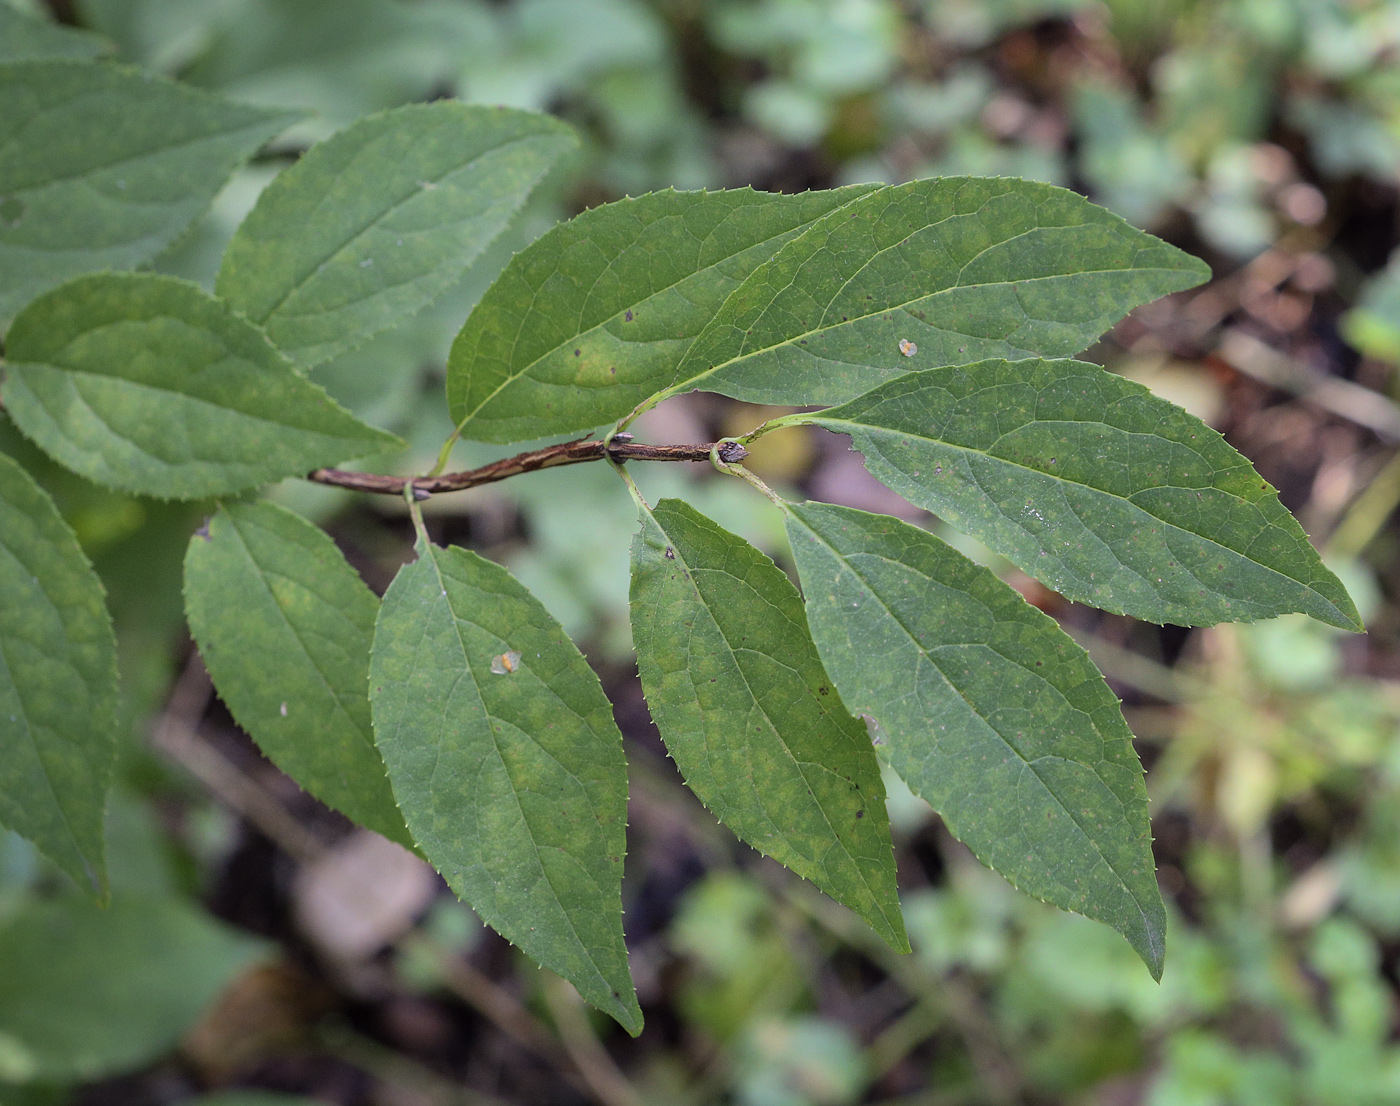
[447,185,874,443]
[784,502,1165,976]
[800,357,1361,630]
[0,450,117,898]
[0,59,297,324]
[369,539,639,1032]
[668,176,1212,408]
[1,273,404,499]
[0,6,108,62]
[629,497,908,951]
[184,500,414,850]
[0,893,267,1082]
[217,102,575,370]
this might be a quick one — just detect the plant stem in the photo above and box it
[541,973,647,1106]
[429,428,461,477]
[711,442,787,507]
[406,484,431,546]
[309,436,749,499]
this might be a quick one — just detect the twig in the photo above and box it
[542,973,647,1106]
[318,1021,514,1106]
[156,659,622,1102]
[1216,329,1400,442]
[150,654,328,865]
[309,437,749,499]
[1327,447,1400,557]
[774,880,1025,1106]
[434,954,577,1077]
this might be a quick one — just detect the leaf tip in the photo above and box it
[614,998,645,1038]
[1130,898,1168,983]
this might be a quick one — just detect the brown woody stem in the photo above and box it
[307,436,749,499]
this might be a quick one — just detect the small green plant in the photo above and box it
[0,51,1361,1035]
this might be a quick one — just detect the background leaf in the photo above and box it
[668,176,1212,408]
[0,59,297,324]
[0,450,117,898]
[629,496,908,951]
[447,185,872,443]
[187,1096,326,1106]
[800,357,1360,629]
[0,6,108,62]
[370,540,639,1032]
[785,502,1165,976]
[1,273,403,499]
[184,500,414,851]
[0,893,267,1082]
[217,102,575,370]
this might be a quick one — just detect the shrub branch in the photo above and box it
[307,435,750,499]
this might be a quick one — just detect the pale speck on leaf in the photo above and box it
[898,338,917,357]
[491,650,522,675]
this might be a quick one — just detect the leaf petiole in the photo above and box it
[428,430,460,478]
[404,484,430,547]
[710,442,787,508]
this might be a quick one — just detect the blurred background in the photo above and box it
[5,0,1400,1103]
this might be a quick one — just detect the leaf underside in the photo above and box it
[1,272,403,499]
[786,501,1165,976]
[184,500,415,850]
[218,101,576,370]
[370,541,639,1033]
[629,497,908,952]
[805,357,1360,630]
[0,58,297,323]
[0,452,117,898]
[448,184,875,443]
[667,175,1213,408]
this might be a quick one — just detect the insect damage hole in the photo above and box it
[490,651,522,675]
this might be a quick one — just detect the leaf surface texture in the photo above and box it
[184,501,414,849]
[786,502,1164,974]
[447,186,873,442]
[1,273,403,499]
[0,59,296,322]
[370,541,639,1032]
[219,102,575,369]
[671,176,1212,407]
[0,452,117,896]
[803,357,1359,628]
[630,497,907,950]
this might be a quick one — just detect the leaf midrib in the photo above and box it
[419,547,620,1003]
[0,535,93,881]
[821,414,1346,622]
[221,511,377,753]
[455,197,859,430]
[673,262,1196,398]
[794,519,1159,950]
[12,358,392,461]
[651,508,899,937]
[247,129,557,328]
[0,98,286,194]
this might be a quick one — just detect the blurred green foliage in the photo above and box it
[4,0,1400,1101]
